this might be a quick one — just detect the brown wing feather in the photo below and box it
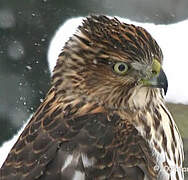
[1,89,61,180]
[1,87,148,180]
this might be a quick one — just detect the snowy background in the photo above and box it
[1,16,188,167]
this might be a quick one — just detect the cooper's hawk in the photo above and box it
[0,15,184,180]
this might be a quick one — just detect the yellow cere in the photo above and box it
[152,59,161,76]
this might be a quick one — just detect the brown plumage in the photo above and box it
[0,15,184,180]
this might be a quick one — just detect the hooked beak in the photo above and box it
[141,59,168,95]
[146,68,168,95]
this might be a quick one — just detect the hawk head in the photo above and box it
[52,15,167,111]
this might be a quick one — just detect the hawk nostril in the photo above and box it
[152,70,158,75]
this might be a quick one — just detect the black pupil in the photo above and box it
[118,64,126,71]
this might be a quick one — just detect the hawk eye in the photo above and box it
[113,62,128,75]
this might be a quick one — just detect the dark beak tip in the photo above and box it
[158,69,168,95]
[163,83,168,95]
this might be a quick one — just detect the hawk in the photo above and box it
[0,15,184,180]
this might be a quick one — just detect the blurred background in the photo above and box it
[0,0,188,177]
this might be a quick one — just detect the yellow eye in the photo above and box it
[113,62,128,75]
